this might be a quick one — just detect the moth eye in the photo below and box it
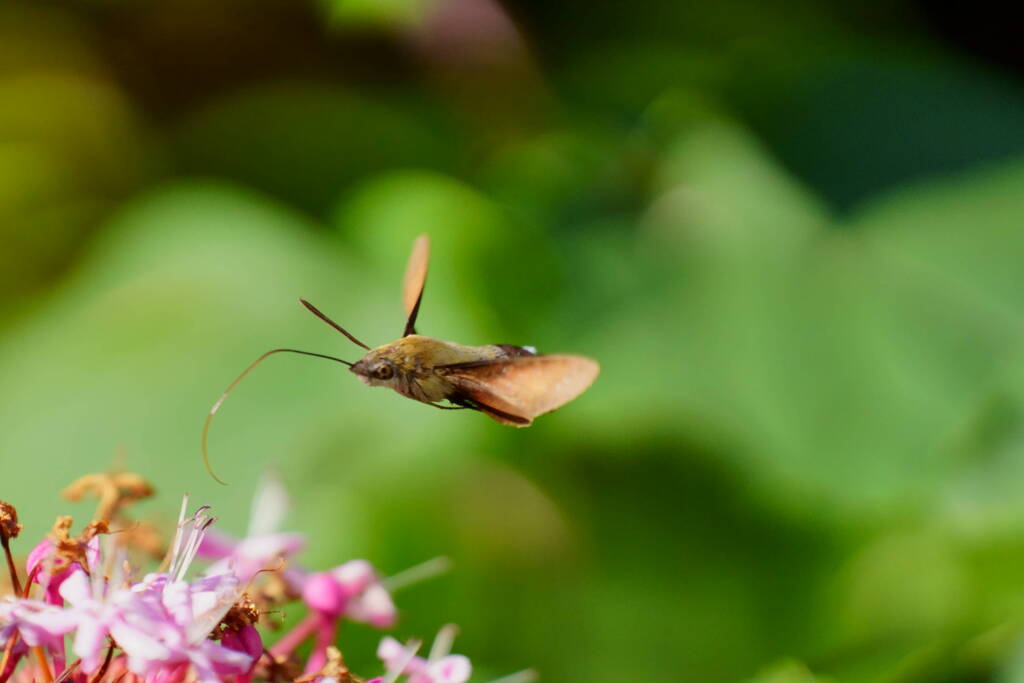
[375,365,393,380]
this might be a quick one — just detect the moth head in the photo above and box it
[351,351,399,388]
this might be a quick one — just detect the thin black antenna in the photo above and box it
[202,348,353,485]
[299,299,371,350]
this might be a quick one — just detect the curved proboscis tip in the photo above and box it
[201,348,354,485]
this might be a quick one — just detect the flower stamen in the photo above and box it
[382,556,451,594]
[487,671,539,683]
[428,624,458,663]
[164,496,217,582]
[382,640,422,683]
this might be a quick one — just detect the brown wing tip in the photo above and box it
[408,234,430,271]
[532,354,599,418]
[560,354,601,394]
[579,356,600,382]
[402,234,431,318]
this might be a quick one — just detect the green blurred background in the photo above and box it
[3,0,1024,681]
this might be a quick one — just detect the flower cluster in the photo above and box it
[0,472,534,683]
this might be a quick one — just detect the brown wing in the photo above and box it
[444,354,599,426]
[402,234,430,336]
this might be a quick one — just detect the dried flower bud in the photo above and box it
[45,515,109,574]
[259,652,303,682]
[116,520,165,559]
[217,593,261,634]
[62,471,155,522]
[0,500,22,540]
[295,647,363,683]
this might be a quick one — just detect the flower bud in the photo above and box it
[0,501,21,540]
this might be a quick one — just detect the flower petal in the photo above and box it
[303,572,345,616]
[26,540,54,579]
[377,637,426,676]
[201,639,256,675]
[6,599,78,645]
[331,560,375,596]
[196,529,238,561]
[428,655,472,683]
[111,620,174,663]
[349,584,396,629]
[58,570,92,606]
[248,470,289,537]
[221,624,263,666]
[73,617,110,673]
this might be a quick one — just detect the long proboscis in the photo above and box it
[202,348,353,485]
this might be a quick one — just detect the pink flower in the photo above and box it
[269,559,397,675]
[25,536,100,606]
[377,626,471,683]
[302,560,396,629]
[198,471,305,586]
[58,566,127,673]
[0,596,77,649]
[108,497,257,683]
[219,623,262,675]
[111,582,253,683]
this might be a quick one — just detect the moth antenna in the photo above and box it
[299,299,371,350]
[202,348,354,485]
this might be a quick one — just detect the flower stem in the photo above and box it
[33,646,53,683]
[0,564,44,682]
[0,634,21,683]
[303,617,337,675]
[54,660,80,683]
[88,643,116,683]
[0,536,22,597]
[268,613,319,658]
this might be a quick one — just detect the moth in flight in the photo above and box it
[203,235,599,482]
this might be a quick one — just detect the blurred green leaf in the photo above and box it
[320,0,431,29]
[748,660,833,683]
[175,84,458,214]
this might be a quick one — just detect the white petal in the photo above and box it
[189,655,222,683]
[161,580,193,627]
[331,559,375,593]
[110,621,173,662]
[73,618,109,672]
[248,470,289,537]
[58,570,92,606]
[377,636,406,665]
[348,584,396,628]
[200,639,254,669]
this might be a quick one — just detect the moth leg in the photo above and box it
[450,395,530,426]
